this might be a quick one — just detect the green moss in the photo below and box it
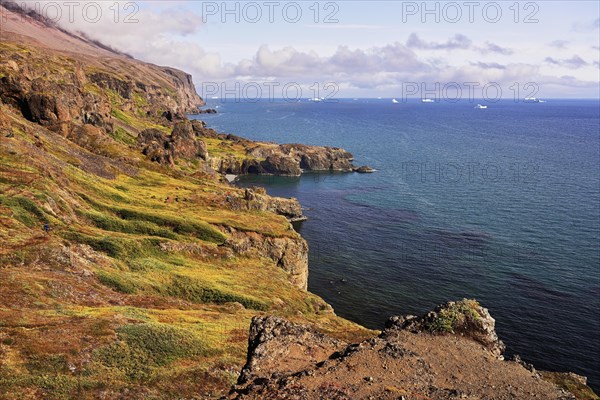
[541,372,600,400]
[0,195,48,227]
[425,299,482,334]
[167,275,267,311]
[132,92,149,107]
[94,322,210,381]
[111,108,134,126]
[110,127,136,146]
[97,271,137,294]
[105,88,123,106]
[82,210,179,239]
[127,257,171,272]
[118,323,208,365]
[93,340,152,381]
[32,374,78,400]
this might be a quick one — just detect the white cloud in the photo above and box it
[22,2,595,97]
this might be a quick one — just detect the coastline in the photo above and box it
[0,3,598,397]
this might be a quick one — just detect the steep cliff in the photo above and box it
[224,227,309,290]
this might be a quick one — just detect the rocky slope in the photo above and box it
[231,300,596,400]
[134,119,358,177]
[0,1,203,133]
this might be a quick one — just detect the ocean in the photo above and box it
[190,98,600,390]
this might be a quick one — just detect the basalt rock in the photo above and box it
[197,108,217,114]
[260,154,302,176]
[89,71,134,99]
[242,187,305,221]
[205,141,360,176]
[353,165,375,173]
[171,120,208,160]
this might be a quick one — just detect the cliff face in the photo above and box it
[225,227,309,290]
[160,67,205,114]
[231,300,587,400]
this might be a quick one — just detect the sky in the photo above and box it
[17,0,600,98]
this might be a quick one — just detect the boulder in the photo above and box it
[137,128,174,166]
[137,122,208,166]
[261,154,302,176]
[353,165,375,173]
[238,316,347,384]
[171,121,208,160]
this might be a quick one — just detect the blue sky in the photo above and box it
[35,1,600,98]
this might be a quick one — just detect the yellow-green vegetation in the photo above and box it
[425,299,482,334]
[541,372,600,400]
[203,137,250,160]
[0,39,371,399]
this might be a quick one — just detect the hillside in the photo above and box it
[0,3,597,400]
[0,4,370,399]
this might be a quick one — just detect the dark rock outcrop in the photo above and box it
[88,72,133,99]
[160,67,204,114]
[260,154,302,176]
[353,165,375,173]
[242,188,305,221]
[137,121,208,167]
[282,144,355,171]
[197,108,217,114]
[171,121,208,160]
[238,316,347,384]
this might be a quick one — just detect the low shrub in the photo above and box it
[0,195,48,227]
[60,231,161,259]
[82,211,178,239]
[425,299,482,334]
[94,322,210,381]
[167,275,267,311]
[96,271,137,294]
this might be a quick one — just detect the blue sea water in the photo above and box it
[190,98,600,390]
